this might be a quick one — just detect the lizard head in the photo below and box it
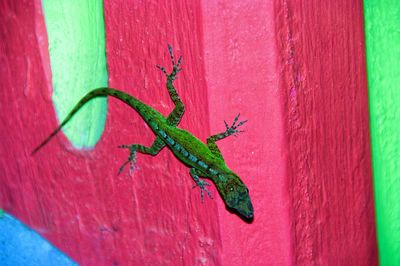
[215,173,254,220]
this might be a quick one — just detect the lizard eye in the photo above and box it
[229,186,235,192]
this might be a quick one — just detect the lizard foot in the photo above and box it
[223,113,248,137]
[190,168,213,202]
[193,179,213,202]
[117,145,137,176]
[156,44,182,81]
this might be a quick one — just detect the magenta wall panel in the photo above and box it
[203,0,377,265]
[274,0,378,265]
[1,1,221,265]
[102,1,221,265]
[202,1,293,265]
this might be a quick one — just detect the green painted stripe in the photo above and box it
[42,0,108,148]
[363,1,400,264]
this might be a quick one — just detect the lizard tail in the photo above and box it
[31,87,149,155]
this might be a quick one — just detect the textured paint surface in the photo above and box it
[275,0,378,264]
[202,1,293,265]
[1,0,379,265]
[203,0,377,264]
[0,212,77,266]
[103,2,221,264]
[364,1,400,264]
[41,0,108,148]
[1,1,220,265]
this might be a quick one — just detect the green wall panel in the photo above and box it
[42,0,108,148]
[363,1,400,264]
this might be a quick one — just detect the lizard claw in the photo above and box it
[156,44,182,81]
[117,145,137,176]
[193,179,213,202]
[224,113,248,137]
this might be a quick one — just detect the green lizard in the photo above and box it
[32,45,254,220]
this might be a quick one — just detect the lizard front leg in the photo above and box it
[190,168,213,202]
[206,114,247,160]
[157,44,185,127]
[118,137,165,175]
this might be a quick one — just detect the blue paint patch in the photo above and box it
[0,211,77,266]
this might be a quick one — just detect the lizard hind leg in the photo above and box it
[157,44,185,127]
[118,137,165,175]
[156,44,182,81]
[117,145,138,176]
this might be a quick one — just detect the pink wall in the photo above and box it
[0,0,377,265]
[104,1,221,264]
[1,1,221,265]
[202,1,293,265]
[202,0,377,265]
[275,0,377,264]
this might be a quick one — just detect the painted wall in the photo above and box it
[202,0,377,265]
[1,1,220,265]
[273,1,378,264]
[202,1,293,265]
[364,1,400,264]
[0,0,379,265]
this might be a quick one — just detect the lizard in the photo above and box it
[32,45,254,220]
